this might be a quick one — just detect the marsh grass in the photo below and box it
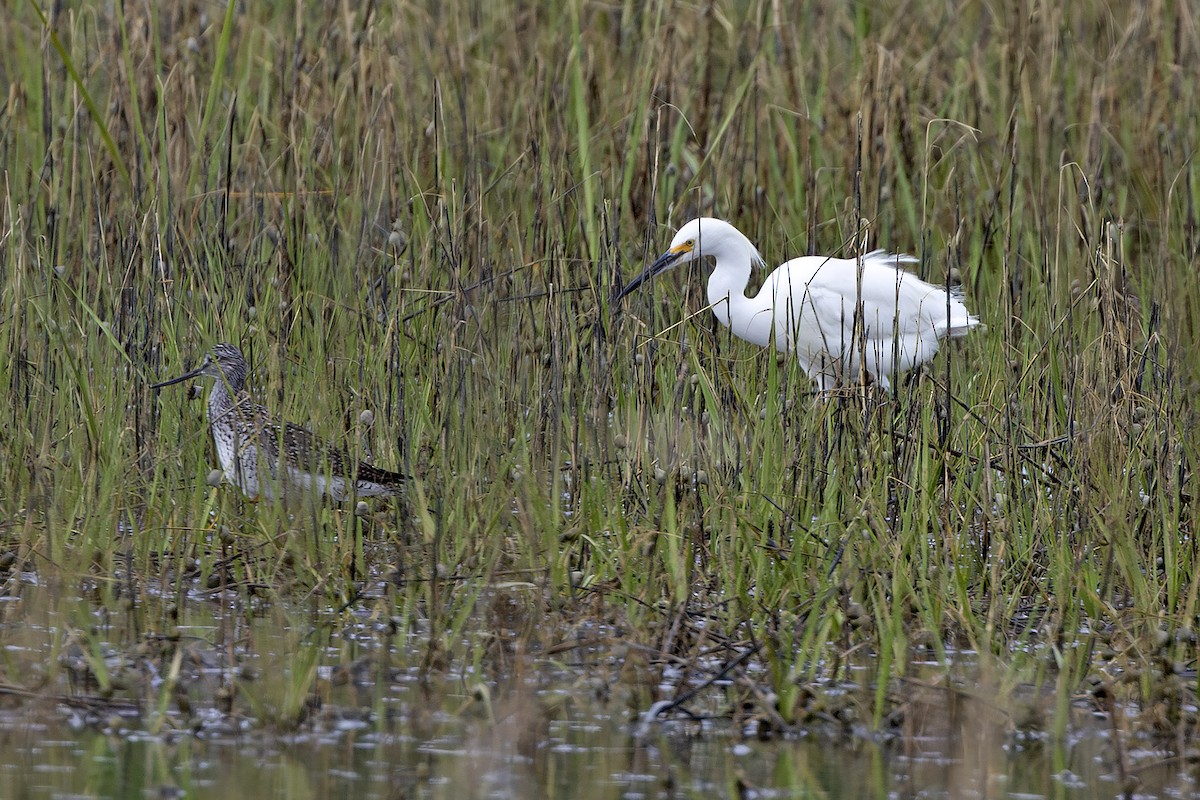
[2,0,1198,764]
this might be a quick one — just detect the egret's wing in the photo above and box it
[757,250,978,391]
[814,252,975,340]
[800,284,860,357]
[765,258,858,357]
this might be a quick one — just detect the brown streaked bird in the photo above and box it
[151,343,403,501]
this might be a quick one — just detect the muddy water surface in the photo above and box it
[0,574,1193,799]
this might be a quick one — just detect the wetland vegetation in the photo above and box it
[1,0,1198,797]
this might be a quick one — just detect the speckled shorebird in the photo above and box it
[151,343,404,502]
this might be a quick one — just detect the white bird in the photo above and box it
[613,217,981,392]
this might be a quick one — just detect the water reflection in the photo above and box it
[0,579,1193,799]
[2,709,1194,799]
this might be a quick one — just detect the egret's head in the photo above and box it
[661,218,705,264]
[613,217,750,303]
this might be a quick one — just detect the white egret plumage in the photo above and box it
[614,217,981,392]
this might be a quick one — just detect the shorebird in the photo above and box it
[614,217,981,392]
[151,343,404,502]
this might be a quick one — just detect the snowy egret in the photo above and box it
[151,343,404,501]
[613,218,980,392]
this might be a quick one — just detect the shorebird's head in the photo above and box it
[151,342,249,390]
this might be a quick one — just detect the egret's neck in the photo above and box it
[706,256,754,328]
[706,253,775,348]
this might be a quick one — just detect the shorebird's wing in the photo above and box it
[285,420,405,495]
[275,419,345,473]
[355,462,406,494]
[245,407,404,498]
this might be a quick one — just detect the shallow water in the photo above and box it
[2,711,1192,799]
[0,575,1194,800]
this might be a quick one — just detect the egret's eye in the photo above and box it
[685,239,695,248]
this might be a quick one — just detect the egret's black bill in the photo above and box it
[612,250,686,304]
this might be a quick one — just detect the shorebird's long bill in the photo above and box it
[612,247,688,304]
[150,361,207,390]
